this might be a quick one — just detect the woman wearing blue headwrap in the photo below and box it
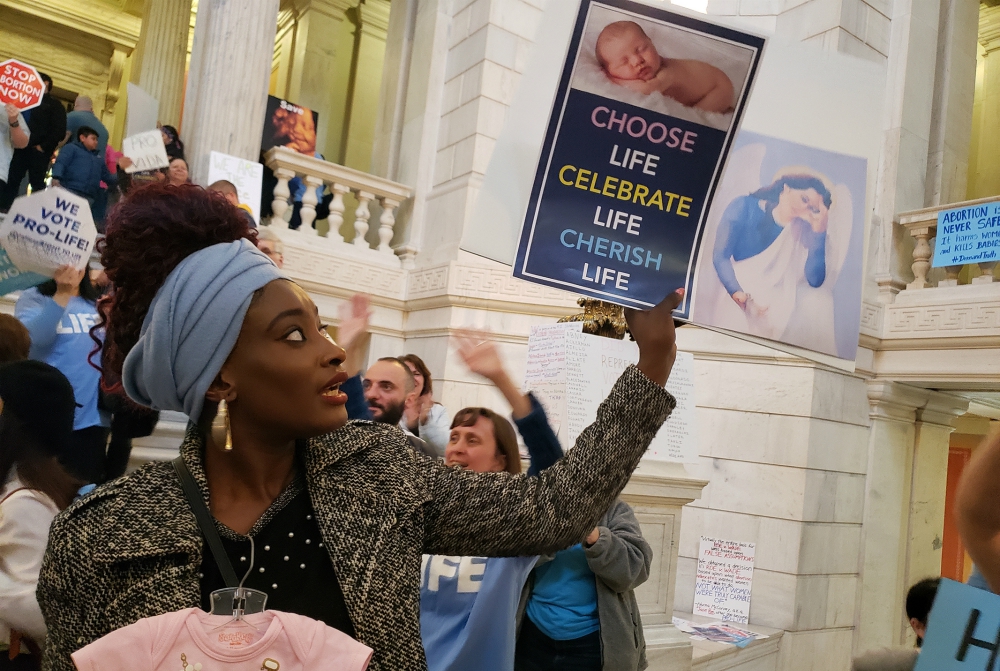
[37,183,683,671]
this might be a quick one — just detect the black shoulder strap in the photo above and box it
[172,456,240,588]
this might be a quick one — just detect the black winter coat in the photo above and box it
[38,366,674,671]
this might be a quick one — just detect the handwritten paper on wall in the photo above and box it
[523,327,698,463]
[523,323,583,441]
[693,537,756,624]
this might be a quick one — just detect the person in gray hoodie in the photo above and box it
[516,498,651,671]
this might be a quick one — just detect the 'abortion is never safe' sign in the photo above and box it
[932,202,1000,268]
[0,188,97,275]
[513,0,764,315]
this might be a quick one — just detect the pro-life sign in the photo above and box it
[512,0,764,315]
[0,188,97,275]
[932,202,1000,268]
[915,579,1000,670]
[0,59,44,111]
[121,129,170,174]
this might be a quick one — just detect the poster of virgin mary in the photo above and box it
[689,130,867,360]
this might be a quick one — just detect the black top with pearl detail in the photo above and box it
[198,480,355,637]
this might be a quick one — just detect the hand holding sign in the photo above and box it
[624,289,683,386]
[51,265,87,307]
[121,129,169,174]
[0,187,97,276]
[5,102,18,123]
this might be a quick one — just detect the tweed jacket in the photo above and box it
[37,365,674,671]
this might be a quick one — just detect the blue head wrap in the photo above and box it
[122,238,287,421]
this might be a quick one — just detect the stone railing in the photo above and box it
[263,147,414,266]
[898,195,1000,289]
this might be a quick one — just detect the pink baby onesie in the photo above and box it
[72,608,372,671]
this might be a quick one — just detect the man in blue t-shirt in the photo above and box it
[64,96,108,155]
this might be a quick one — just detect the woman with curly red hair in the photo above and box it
[37,183,683,671]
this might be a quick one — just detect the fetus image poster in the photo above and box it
[513,0,764,314]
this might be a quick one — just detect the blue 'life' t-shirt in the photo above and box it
[524,544,600,640]
[420,554,537,671]
[15,288,107,430]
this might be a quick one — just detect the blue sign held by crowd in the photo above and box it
[933,202,1000,268]
[0,246,46,296]
[915,579,1000,671]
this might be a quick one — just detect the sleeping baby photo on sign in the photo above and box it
[570,4,756,131]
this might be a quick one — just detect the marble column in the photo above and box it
[871,0,942,301]
[855,383,967,653]
[901,393,968,641]
[278,0,355,164]
[969,7,1000,199]
[133,0,193,129]
[181,0,280,185]
[923,0,979,206]
[856,382,921,654]
[342,0,391,171]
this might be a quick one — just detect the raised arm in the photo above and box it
[422,291,681,557]
[957,430,1000,592]
[6,104,28,149]
[455,333,561,474]
[336,294,374,421]
[15,267,85,355]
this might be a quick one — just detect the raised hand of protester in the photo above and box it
[624,289,683,386]
[455,331,532,418]
[337,293,372,376]
[455,331,507,383]
[118,156,134,170]
[52,265,85,308]
[5,102,18,124]
[402,392,420,431]
[417,393,433,425]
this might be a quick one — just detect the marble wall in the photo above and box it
[667,336,868,670]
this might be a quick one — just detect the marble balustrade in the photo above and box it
[897,195,1000,289]
[263,147,414,266]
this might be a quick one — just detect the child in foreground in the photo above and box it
[596,20,734,114]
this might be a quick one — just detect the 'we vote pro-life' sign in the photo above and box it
[512,0,765,318]
[933,202,1000,268]
[0,188,97,276]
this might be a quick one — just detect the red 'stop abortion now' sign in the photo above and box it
[0,60,44,111]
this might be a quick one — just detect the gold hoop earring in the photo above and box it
[211,399,233,451]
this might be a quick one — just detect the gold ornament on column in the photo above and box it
[558,298,628,340]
